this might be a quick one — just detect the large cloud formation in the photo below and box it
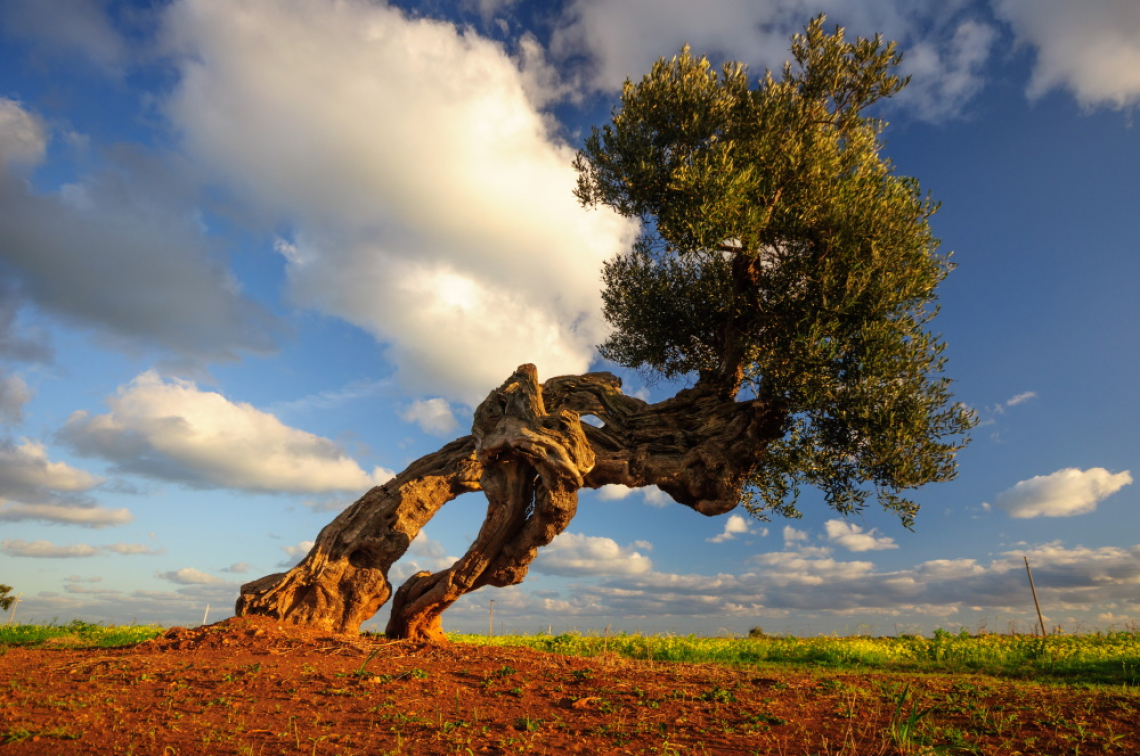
[991,467,1132,518]
[163,0,637,403]
[449,541,1140,628]
[995,0,1140,109]
[60,371,393,494]
[0,99,282,363]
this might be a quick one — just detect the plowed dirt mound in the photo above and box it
[2,616,1136,755]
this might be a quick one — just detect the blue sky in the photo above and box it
[1,0,1138,636]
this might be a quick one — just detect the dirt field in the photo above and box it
[2,616,1137,755]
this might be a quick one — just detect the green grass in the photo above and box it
[0,619,165,648]
[6,619,1139,688]
[453,628,1140,687]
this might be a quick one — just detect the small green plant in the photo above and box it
[700,685,736,704]
[515,715,541,733]
[352,647,383,679]
[890,684,937,753]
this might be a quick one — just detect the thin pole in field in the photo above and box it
[6,594,21,625]
[1024,557,1047,637]
[489,600,494,638]
[202,604,210,627]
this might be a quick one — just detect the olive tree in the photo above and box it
[236,17,972,641]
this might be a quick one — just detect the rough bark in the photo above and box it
[236,363,786,639]
[385,364,594,641]
[235,436,482,633]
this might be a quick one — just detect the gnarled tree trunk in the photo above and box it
[236,364,785,640]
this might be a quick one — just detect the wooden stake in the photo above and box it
[1024,557,1047,637]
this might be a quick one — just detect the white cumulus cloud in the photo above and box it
[0,97,47,166]
[707,514,754,544]
[59,371,393,494]
[278,540,316,568]
[995,0,1140,109]
[534,532,652,576]
[163,0,637,403]
[783,525,809,547]
[400,398,460,436]
[824,519,899,552]
[0,439,102,496]
[1,538,100,558]
[992,467,1132,518]
[157,567,226,585]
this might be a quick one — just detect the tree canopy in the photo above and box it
[574,16,974,527]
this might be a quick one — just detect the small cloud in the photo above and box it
[302,496,354,512]
[0,97,48,167]
[389,531,456,583]
[595,484,671,507]
[991,467,1132,518]
[1,538,99,558]
[824,519,899,552]
[0,438,103,496]
[399,398,459,436]
[408,531,446,560]
[0,371,32,423]
[783,526,809,548]
[156,567,225,585]
[0,502,132,528]
[277,540,316,568]
[534,532,652,576]
[1006,391,1037,407]
[63,584,120,595]
[707,514,754,544]
[221,561,254,574]
[102,542,164,556]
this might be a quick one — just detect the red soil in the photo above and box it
[2,616,1136,755]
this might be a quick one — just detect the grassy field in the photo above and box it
[0,619,165,648]
[4,620,1138,688]
[455,629,1140,687]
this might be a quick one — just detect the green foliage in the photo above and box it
[0,619,164,647]
[575,16,974,526]
[0,584,14,612]
[456,630,1140,687]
